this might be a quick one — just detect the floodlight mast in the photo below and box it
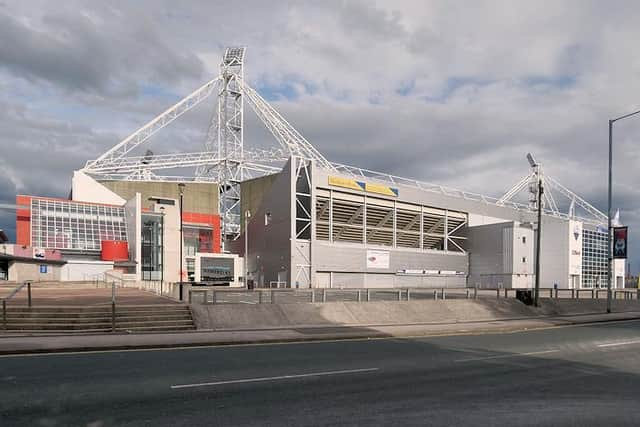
[216,47,246,244]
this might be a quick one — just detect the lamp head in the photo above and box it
[526,153,538,168]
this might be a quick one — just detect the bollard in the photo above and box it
[27,282,32,308]
[212,290,217,304]
[367,289,370,302]
[111,300,116,333]
[504,288,508,298]
[434,290,438,300]
[322,289,327,303]
[407,288,411,301]
[442,289,446,300]
[466,289,470,299]
[357,290,362,303]
[398,289,402,301]
[311,290,315,303]
[496,288,500,299]
[271,290,275,304]
[474,287,478,299]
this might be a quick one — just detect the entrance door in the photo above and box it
[570,275,580,289]
[0,260,7,280]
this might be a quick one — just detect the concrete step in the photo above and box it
[4,319,195,331]
[6,307,189,315]
[2,325,196,334]
[5,314,193,323]
[5,308,189,316]
[1,304,195,333]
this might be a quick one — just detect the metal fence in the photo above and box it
[189,287,481,305]
[188,286,640,305]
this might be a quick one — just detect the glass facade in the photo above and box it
[183,226,214,256]
[141,214,163,281]
[582,229,609,288]
[31,199,127,251]
[0,260,7,280]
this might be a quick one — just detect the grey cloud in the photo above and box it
[0,8,205,95]
[338,1,407,43]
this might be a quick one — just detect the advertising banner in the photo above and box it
[366,250,390,269]
[613,226,628,259]
[200,257,235,284]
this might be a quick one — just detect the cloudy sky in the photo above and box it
[1,0,639,270]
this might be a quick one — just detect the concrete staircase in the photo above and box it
[1,305,195,333]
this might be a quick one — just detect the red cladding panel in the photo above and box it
[101,240,129,261]
[16,195,31,246]
[182,212,222,253]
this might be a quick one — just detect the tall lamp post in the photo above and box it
[528,153,543,307]
[244,210,251,289]
[608,109,640,313]
[178,183,186,301]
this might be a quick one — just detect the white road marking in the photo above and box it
[454,349,560,362]
[598,340,640,348]
[170,367,380,390]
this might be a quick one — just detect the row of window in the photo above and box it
[31,199,128,251]
[314,190,467,251]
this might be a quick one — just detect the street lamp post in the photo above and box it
[244,210,251,289]
[534,176,543,307]
[527,153,543,307]
[178,183,186,301]
[608,109,640,313]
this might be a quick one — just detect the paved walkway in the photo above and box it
[1,310,639,355]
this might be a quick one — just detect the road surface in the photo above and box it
[2,320,640,426]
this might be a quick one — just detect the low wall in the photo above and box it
[190,299,640,330]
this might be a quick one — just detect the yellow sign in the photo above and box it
[365,183,398,197]
[328,176,398,197]
[328,176,365,191]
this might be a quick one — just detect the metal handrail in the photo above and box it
[2,280,32,330]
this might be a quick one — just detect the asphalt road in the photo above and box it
[2,320,640,426]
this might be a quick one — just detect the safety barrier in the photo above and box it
[188,287,482,305]
[188,286,640,305]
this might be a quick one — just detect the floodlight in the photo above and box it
[526,153,537,168]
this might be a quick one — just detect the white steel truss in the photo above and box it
[81,46,607,251]
[497,157,607,225]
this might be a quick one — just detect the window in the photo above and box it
[31,199,127,251]
[522,257,526,263]
[522,236,526,244]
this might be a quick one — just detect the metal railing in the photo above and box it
[188,287,480,305]
[2,280,32,330]
[188,286,640,305]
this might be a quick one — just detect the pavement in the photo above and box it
[2,318,640,426]
[1,309,640,355]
